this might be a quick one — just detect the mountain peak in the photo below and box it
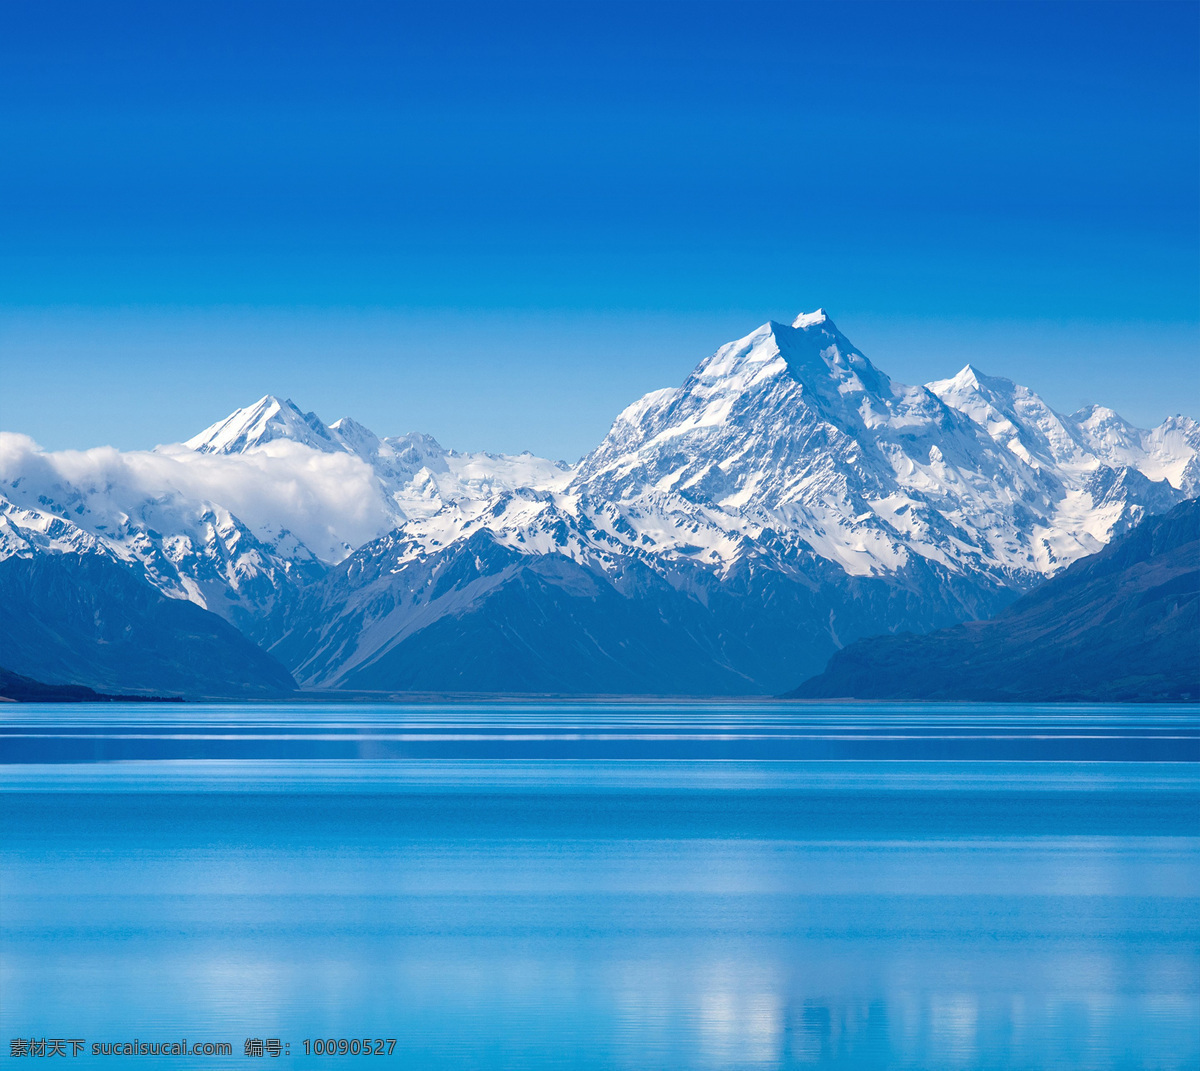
[328,416,383,457]
[184,395,340,455]
[1072,403,1120,424]
[941,364,988,393]
[932,364,1021,401]
[791,309,831,330]
[236,394,300,421]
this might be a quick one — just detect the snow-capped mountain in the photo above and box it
[0,436,331,638]
[0,398,569,637]
[2,310,1195,694]
[570,311,1188,578]
[185,393,571,523]
[184,394,349,455]
[262,311,1196,693]
[328,311,1189,590]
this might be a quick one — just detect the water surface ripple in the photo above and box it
[2,702,1197,1069]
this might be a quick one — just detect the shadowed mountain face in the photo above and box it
[790,498,1199,702]
[0,553,296,698]
[267,524,1003,695]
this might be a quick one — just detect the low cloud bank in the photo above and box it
[0,433,393,562]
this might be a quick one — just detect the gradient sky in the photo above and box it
[2,0,1197,460]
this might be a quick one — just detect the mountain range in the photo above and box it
[2,310,1196,697]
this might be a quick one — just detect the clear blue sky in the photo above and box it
[2,0,1196,459]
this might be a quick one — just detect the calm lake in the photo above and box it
[2,702,1198,1069]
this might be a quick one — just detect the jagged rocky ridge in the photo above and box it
[1,311,1196,695]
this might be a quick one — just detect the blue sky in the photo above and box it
[2,0,1196,459]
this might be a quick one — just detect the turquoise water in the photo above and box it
[2,703,1198,1068]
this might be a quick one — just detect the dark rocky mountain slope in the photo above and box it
[789,499,1199,702]
[0,666,183,703]
[0,552,296,698]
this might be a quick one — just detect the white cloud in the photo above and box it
[0,433,394,563]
